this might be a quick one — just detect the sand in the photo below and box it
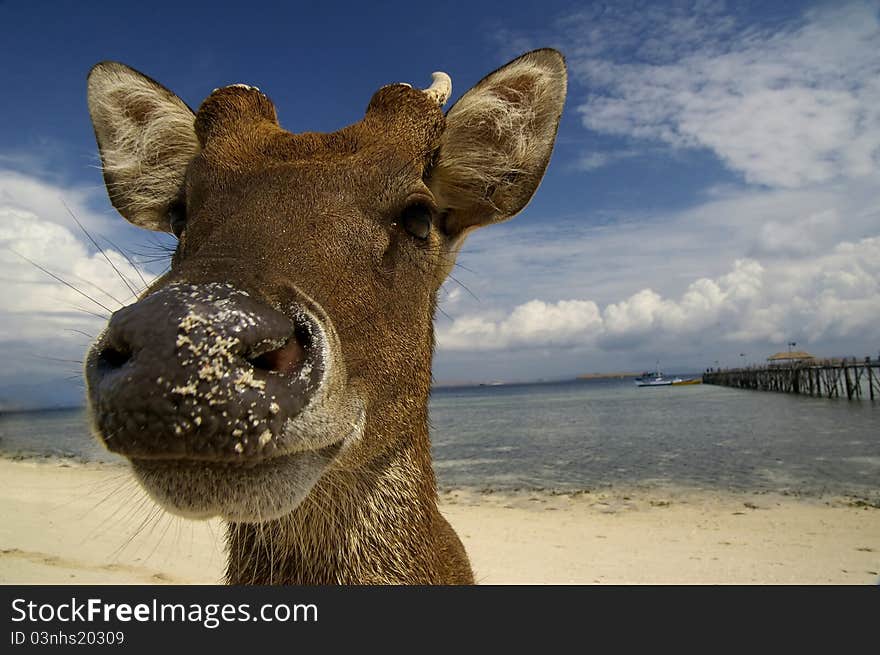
[0,459,877,585]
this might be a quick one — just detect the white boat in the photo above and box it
[635,364,682,387]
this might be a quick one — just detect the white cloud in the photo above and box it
[754,209,841,257]
[576,152,613,171]
[570,2,880,186]
[574,149,638,171]
[439,299,602,350]
[437,236,880,354]
[0,169,112,234]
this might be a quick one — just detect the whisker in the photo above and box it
[99,234,150,292]
[90,484,150,543]
[446,273,479,302]
[62,200,140,298]
[65,328,96,340]
[143,511,177,567]
[30,355,83,365]
[9,249,116,314]
[60,272,129,308]
[111,502,163,561]
[125,233,176,263]
[77,475,142,540]
[68,303,111,321]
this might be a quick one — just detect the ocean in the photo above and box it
[1,378,878,499]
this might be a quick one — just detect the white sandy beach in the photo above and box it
[0,459,877,584]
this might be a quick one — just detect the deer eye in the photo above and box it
[168,201,187,238]
[400,202,433,240]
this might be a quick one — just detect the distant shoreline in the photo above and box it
[0,405,83,416]
[7,379,598,409]
[576,372,640,379]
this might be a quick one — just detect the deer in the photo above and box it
[84,49,567,584]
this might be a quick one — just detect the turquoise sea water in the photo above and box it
[1,379,878,498]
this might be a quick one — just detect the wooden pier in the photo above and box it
[703,356,880,400]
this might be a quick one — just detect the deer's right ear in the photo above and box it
[87,62,200,232]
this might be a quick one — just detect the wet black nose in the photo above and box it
[86,283,324,460]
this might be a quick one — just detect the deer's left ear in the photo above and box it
[427,49,567,240]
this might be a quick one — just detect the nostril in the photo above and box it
[250,326,310,375]
[294,323,312,351]
[97,344,132,370]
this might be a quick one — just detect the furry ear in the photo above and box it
[87,62,200,232]
[427,49,567,239]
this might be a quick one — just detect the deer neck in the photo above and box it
[223,395,452,584]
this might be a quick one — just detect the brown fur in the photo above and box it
[85,50,567,584]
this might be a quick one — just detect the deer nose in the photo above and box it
[86,282,325,460]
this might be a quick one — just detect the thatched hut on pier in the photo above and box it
[766,351,815,366]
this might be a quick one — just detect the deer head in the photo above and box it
[84,50,566,582]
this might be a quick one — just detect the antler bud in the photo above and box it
[423,72,452,106]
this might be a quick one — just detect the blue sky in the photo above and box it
[1,0,879,407]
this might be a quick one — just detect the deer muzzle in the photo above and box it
[84,282,363,521]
